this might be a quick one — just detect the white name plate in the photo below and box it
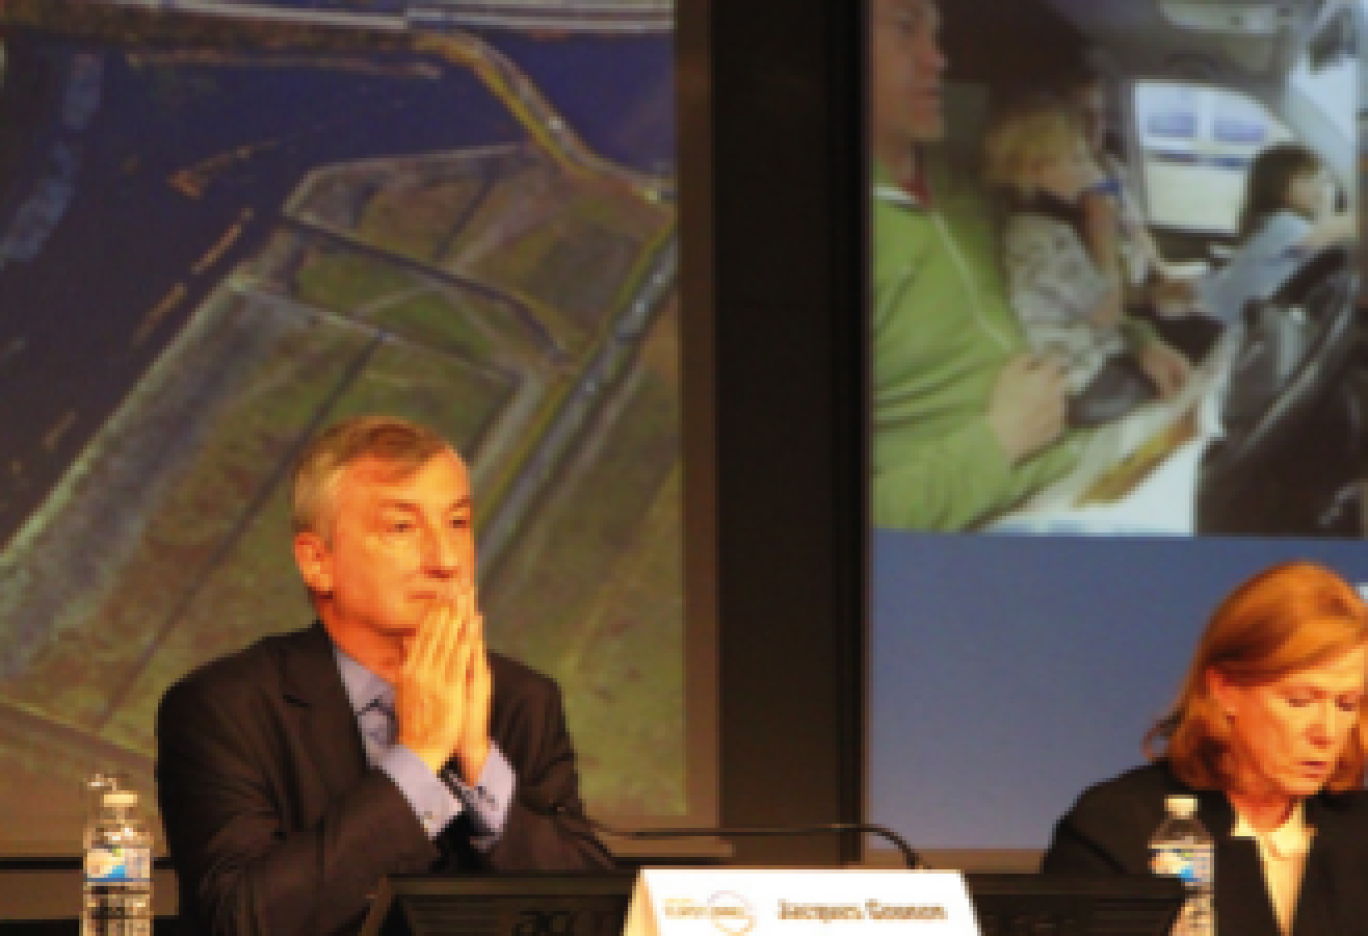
[623,869,980,936]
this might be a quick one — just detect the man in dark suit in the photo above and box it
[156,416,613,936]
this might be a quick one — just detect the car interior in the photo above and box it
[934,0,1366,536]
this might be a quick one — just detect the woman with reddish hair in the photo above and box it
[1043,561,1368,936]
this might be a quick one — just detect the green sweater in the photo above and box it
[871,158,1083,531]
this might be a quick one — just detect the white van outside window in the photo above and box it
[1133,80,1293,235]
[1292,35,1356,144]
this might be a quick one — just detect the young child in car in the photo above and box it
[985,96,1181,424]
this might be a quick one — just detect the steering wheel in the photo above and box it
[1197,245,1360,526]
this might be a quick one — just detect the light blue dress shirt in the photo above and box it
[334,646,515,849]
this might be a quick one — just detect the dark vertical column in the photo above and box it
[682,0,867,865]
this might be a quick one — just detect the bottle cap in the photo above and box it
[1164,794,1197,817]
[103,791,138,807]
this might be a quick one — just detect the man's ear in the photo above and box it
[293,532,334,595]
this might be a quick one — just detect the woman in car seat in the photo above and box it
[985,96,1189,425]
[1200,143,1355,325]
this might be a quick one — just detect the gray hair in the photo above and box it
[291,415,450,539]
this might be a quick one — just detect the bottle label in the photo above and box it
[1149,844,1213,886]
[85,846,152,883]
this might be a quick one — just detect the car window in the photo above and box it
[1293,12,1356,143]
[1133,80,1293,234]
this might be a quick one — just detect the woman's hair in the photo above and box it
[1147,561,1368,792]
[983,95,1083,197]
[1238,142,1322,240]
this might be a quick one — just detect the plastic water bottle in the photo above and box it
[82,790,153,936]
[81,772,125,845]
[1149,794,1214,936]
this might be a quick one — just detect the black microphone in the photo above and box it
[520,788,924,870]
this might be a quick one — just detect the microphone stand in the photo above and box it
[614,823,925,871]
[623,826,930,870]
[520,790,925,870]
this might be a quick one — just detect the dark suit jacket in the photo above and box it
[155,624,613,936]
[1041,761,1368,936]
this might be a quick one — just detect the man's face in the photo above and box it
[300,449,476,645]
[1211,644,1367,803]
[870,0,948,149]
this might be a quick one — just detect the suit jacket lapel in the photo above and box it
[280,624,371,807]
[1200,791,1357,936]
[1198,792,1282,936]
[1291,795,1349,936]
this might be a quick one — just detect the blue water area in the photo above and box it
[92,47,520,188]
[475,30,675,174]
[0,27,554,544]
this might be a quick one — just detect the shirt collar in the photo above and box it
[873,157,930,209]
[333,644,392,716]
[1231,800,1313,858]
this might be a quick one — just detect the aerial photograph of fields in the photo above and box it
[0,0,681,852]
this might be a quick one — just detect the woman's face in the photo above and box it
[1285,167,1331,220]
[1209,644,1367,804]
